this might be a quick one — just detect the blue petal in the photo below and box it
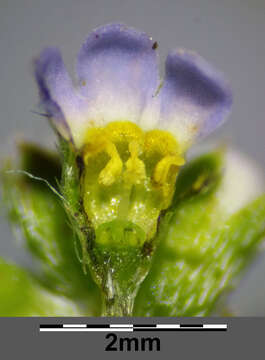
[76,23,159,125]
[34,48,86,143]
[157,49,232,149]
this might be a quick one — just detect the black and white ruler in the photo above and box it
[39,323,227,332]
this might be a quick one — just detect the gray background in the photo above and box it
[0,0,264,314]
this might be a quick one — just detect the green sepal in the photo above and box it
[134,152,265,316]
[1,143,101,315]
[0,258,80,316]
[59,138,94,272]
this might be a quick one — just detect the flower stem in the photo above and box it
[102,294,135,316]
[101,270,136,316]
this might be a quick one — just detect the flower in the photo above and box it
[2,23,265,319]
[34,23,232,242]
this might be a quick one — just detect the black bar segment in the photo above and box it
[134,324,157,328]
[39,324,63,328]
[180,324,203,327]
[86,324,110,328]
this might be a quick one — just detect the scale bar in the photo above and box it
[40,323,227,332]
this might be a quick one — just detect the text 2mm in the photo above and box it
[105,333,161,351]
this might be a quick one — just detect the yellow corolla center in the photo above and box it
[81,121,185,240]
[82,122,184,191]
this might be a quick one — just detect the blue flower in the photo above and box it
[34,24,233,237]
[34,23,232,151]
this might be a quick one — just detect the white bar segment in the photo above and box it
[63,324,87,328]
[203,324,227,329]
[110,324,133,328]
[156,324,181,329]
[40,328,133,332]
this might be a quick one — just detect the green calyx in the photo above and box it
[90,221,152,316]
[59,139,157,315]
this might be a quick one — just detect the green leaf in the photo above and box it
[19,142,62,189]
[0,259,80,316]
[134,152,265,316]
[172,149,224,206]
[1,143,101,315]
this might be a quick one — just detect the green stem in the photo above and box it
[102,293,135,316]
[101,271,136,316]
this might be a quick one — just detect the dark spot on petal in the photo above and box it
[152,41,158,50]
[95,34,99,39]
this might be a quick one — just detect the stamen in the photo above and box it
[124,140,146,185]
[82,128,123,186]
[98,141,123,186]
[153,154,185,198]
